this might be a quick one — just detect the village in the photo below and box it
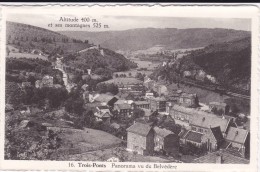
[5,51,250,163]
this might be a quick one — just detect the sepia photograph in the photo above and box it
[0,4,259,172]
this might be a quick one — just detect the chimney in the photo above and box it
[215,154,222,164]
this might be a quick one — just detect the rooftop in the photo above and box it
[94,109,112,118]
[126,122,153,137]
[191,113,230,133]
[210,126,224,142]
[94,94,116,103]
[180,93,196,99]
[192,150,249,164]
[226,127,248,145]
[115,103,132,110]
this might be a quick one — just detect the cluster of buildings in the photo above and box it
[124,92,249,161]
[83,73,250,163]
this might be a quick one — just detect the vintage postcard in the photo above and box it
[0,3,259,172]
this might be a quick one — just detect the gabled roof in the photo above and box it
[210,126,224,142]
[226,127,248,145]
[107,97,118,106]
[126,122,153,137]
[94,109,112,118]
[95,94,115,103]
[154,126,174,137]
[190,113,230,133]
[185,131,203,143]
[192,150,249,164]
[115,103,132,110]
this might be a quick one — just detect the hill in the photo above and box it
[63,47,137,78]
[6,21,91,56]
[152,36,251,91]
[60,28,250,51]
[6,21,137,78]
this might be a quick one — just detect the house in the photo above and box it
[126,122,154,155]
[169,104,195,124]
[190,113,231,135]
[177,110,230,152]
[201,126,224,152]
[94,106,113,124]
[209,102,229,115]
[192,150,249,164]
[114,103,135,118]
[165,92,181,103]
[224,127,249,158]
[135,101,150,109]
[178,93,198,107]
[179,130,204,147]
[149,97,166,112]
[154,126,179,155]
[145,92,154,99]
[136,108,158,123]
[89,93,118,107]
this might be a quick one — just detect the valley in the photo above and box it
[5,20,251,163]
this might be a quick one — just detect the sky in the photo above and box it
[6,13,251,32]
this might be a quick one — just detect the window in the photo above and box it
[198,128,203,133]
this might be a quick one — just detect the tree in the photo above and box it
[135,72,145,81]
[64,97,84,116]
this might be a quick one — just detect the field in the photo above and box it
[7,52,48,61]
[56,127,123,156]
[113,58,160,78]
[133,59,161,70]
[61,146,174,162]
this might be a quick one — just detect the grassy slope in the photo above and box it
[6,21,91,55]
